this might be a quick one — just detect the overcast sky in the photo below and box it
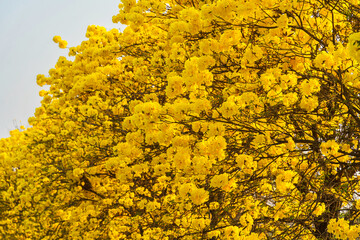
[0,0,125,139]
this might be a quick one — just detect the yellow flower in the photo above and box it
[166,75,185,99]
[219,100,239,118]
[53,35,67,48]
[190,187,209,205]
[209,202,220,210]
[299,96,318,112]
[285,137,296,151]
[300,79,320,96]
[53,35,62,43]
[252,134,266,146]
[59,40,68,49]
[320,140,339,156]
[313,203,325,216]
[191,218,208,231]
[146,201,160,212]
[179,183,193,199]
[313,52,335,69]
[347,32,360,62]
[173,147,191,170]
[277,14,288,28]
[237,154,257,174]
[341,143,352,153]
[210,173,229,188]
[73,168,84,178]
[283,93,298,107]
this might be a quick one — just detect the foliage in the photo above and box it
[2,0,360,239]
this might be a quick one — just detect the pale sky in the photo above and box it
[0,0,125,139]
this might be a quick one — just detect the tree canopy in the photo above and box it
[2,0,360,239]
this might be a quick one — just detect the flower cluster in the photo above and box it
[1,0,360,239]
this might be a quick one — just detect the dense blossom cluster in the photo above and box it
[2,0,360,239]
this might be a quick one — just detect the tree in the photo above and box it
[1,0,360,239]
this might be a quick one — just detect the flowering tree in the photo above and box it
[2,0,360,239]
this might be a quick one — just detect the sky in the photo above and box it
[0,0,125,139]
